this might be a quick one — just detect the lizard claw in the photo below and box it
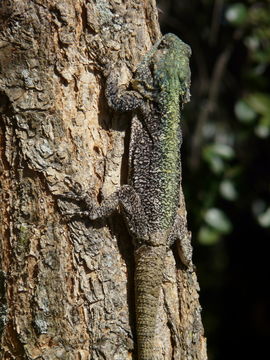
[63,177,82,195]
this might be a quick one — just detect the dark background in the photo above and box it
[158,1,270,359]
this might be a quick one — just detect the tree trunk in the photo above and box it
[0,1,207,359]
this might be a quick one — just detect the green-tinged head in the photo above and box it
[153,33,191,104]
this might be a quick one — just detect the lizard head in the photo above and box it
[132,33,191,105]
[153,33,192,105]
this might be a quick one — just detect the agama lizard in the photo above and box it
[60,33,193,360]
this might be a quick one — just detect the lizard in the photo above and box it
[60,33,193,360]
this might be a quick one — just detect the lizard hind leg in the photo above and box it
[169,214,193,270]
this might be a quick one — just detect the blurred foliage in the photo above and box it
[158,1,270,359]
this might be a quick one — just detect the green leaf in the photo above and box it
[257,207,270,228]
[254,114,270,138]
[203,144,235,160]
[220,180,238,201]
[211,144,234,159]
[234,100,257,123]
[225,3,248,26]
[260,114,270,127]
[204,208,232,234]
[203,144,235,174]
[244,36,260,51]
[255,124,270,138]
[245,93,270,115]
[198,226,220,245]
[210,156,225,174]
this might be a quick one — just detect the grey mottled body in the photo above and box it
[60,34,193,359]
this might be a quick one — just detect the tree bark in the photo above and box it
[0,1,207,359]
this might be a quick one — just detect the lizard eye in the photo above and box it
[158,39,168,49]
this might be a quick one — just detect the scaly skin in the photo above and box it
[128,35,191,359]
[60,34,192,360]
[135,245,166,359]
[130,34,191,359]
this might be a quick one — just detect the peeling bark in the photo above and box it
[0,1,207,359]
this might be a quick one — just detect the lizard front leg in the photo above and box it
[105,64,144,112]
[58,182,148,242]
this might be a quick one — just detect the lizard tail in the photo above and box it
[135,245,166,360]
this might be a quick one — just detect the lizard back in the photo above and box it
[129,33,191,235]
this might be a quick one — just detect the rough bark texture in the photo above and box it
[0,1,207,359]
